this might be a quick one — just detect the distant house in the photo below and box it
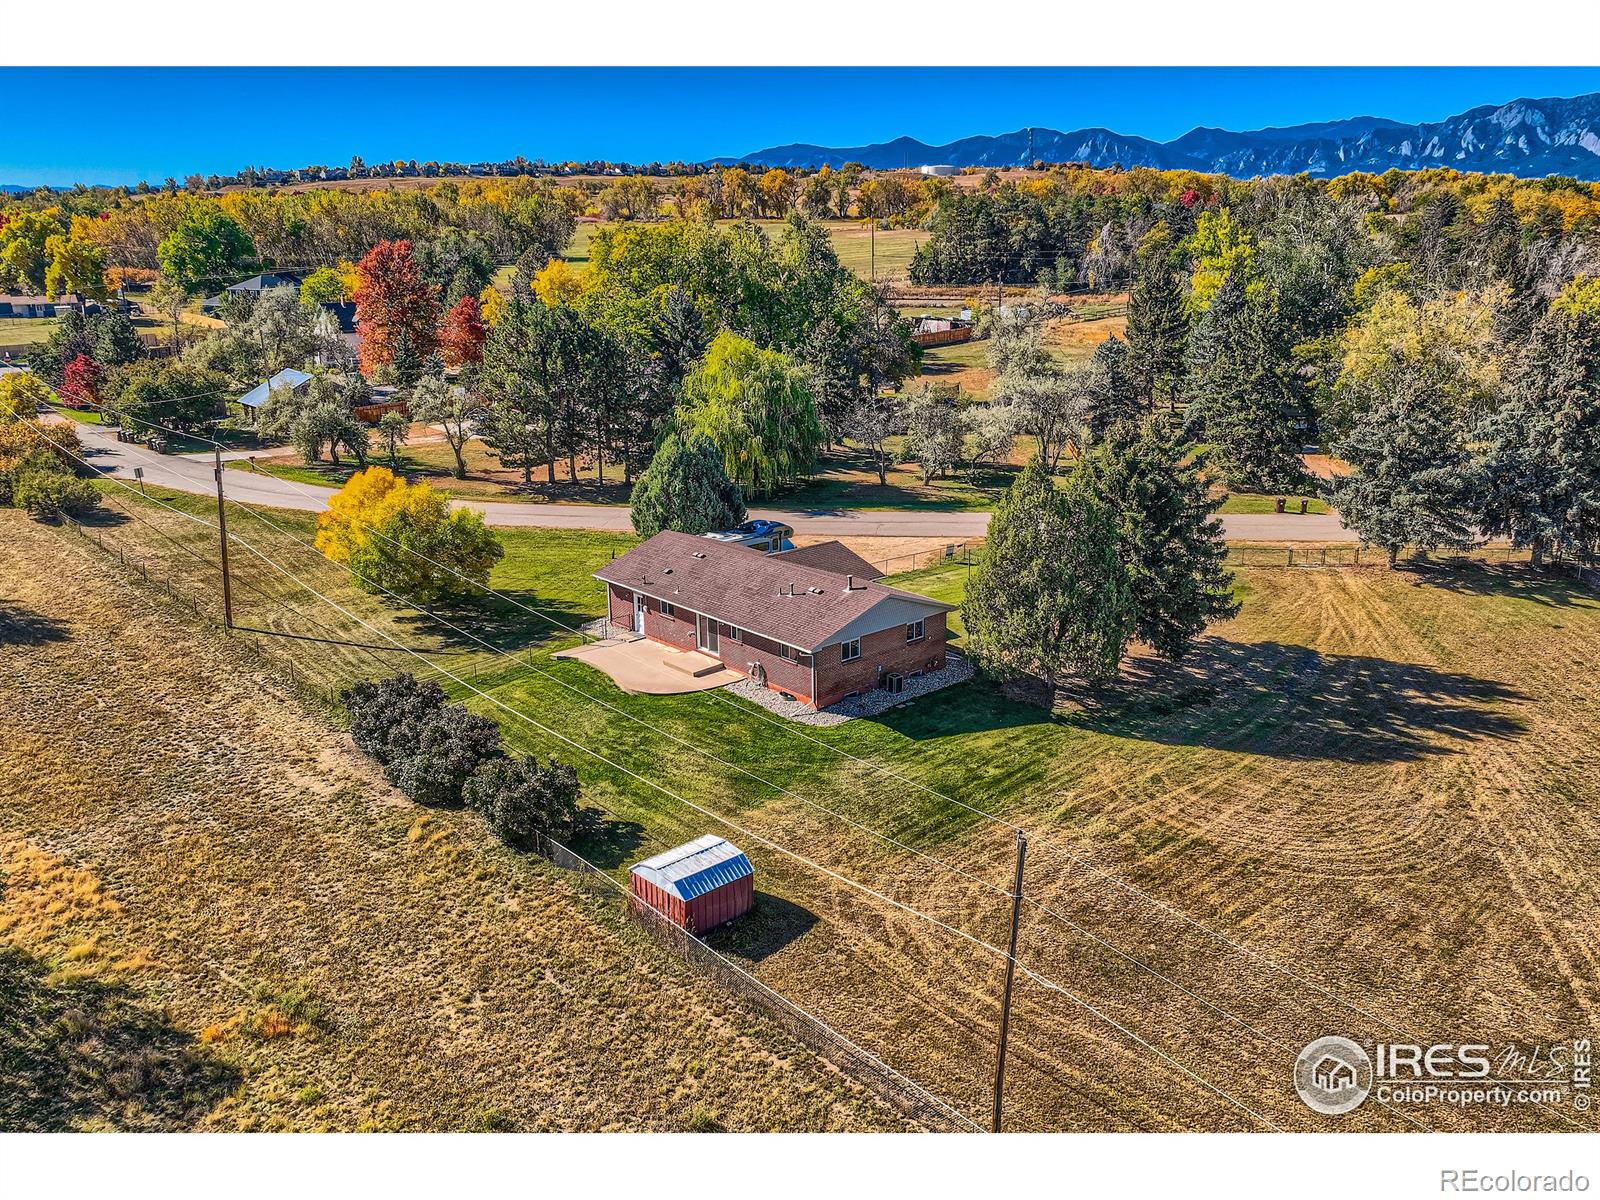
[595,530,952,710]
[918,164,959,176]
[201,273,303,315]
[0,293,86,319]
[235,367,313,422]
[630,835,753,933]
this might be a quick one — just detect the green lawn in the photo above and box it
[0,317,59,348]
[1217,493,1330,515]
[54,406,106,426]
[74,482,1600,1130]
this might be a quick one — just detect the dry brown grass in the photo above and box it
[0,513,905,1132]
[14,504,1600,1134]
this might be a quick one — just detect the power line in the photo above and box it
[41,512,976,1135]
[54,416,1577,1132]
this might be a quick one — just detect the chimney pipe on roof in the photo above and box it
[847,574,855,590]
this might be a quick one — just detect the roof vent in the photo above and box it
[846,574,855,590]
[691,551,707,559]
[808,586,824,595]
[662,567,673,575]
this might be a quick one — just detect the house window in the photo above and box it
[660,599,673,617]
[780,644,796,661]
[722,624,742,642]
[841,638,861,662]
[906,619,926,642]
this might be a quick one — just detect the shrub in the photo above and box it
[464,755,581,849]
[11,461,99,519]
[383,704,504,808]
[340,673,447,765]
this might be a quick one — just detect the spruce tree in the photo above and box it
[1184,276,1306,493]
[1329,374,1478,566]
[1083,425,1240,661]
[1478,308,1600,565]
[965,457,1133,690]
[1086,334,1141,445]
[1124,223,1188,414]
[629,431,747,537]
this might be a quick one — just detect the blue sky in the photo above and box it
[5,66,1600,187]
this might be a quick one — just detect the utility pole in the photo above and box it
[212,447,234,629]
[991,830,1028,1133]
[870,218,876,283]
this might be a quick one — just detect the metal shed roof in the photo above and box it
[238,367,312,409]
[630,835,753,900]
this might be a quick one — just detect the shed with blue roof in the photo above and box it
[630,835,753,933]
[235,368,313,420]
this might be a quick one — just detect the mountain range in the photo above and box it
[712,92,1600,180]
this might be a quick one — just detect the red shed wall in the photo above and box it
[630,873,686,928]
[683,874,754,933]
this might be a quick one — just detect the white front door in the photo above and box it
[633,592,646,633]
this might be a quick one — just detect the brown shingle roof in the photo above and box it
[774,540,885,580]
[595,531,951,653]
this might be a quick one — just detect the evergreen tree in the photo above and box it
[1085,334,1141,445]
[965,457,1134,690]
[1185,276,1306,493]
[628,431,747,537]
[1478,308,1600,565]
[1124,223,1188,413]
[1328,372,1478,566]
[1081,425,1239,661]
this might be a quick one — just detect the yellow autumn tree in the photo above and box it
[532,259,583,308]
[315,465,402,564]
[315,467,503,601]
[0,372,57,423]
[478,284,507,328]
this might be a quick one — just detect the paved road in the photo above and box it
[67,421,1357,542]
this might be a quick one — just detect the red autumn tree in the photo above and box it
[439,294,487,368]
[61,353,105,408]
[353,239,440,378]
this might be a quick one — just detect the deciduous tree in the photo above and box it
[353,239,440,378]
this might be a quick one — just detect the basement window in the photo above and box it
[841,638,861,663]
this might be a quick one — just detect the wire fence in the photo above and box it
[524,828,976,1133]
[53,509,977,1133]
[1223,543,1538,569]
[872,539,980,579]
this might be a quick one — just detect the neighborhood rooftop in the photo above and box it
[595,530,950,653]
[237,367,313,408]
[774,540,885,581]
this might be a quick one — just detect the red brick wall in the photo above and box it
[720,629,815,705]
[814,613,947,708]
[606,580,945,711]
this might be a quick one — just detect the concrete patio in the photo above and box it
[554,635,745,695]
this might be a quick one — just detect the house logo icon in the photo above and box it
[1294,1036,1373,1115]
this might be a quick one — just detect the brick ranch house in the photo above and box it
[594,531,954,710]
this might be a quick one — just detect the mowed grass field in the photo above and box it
[553,218,923,283]
[0,513,905,1132]
[36,485,1600,1132]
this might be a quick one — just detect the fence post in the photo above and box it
[1287,548,1293,567]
